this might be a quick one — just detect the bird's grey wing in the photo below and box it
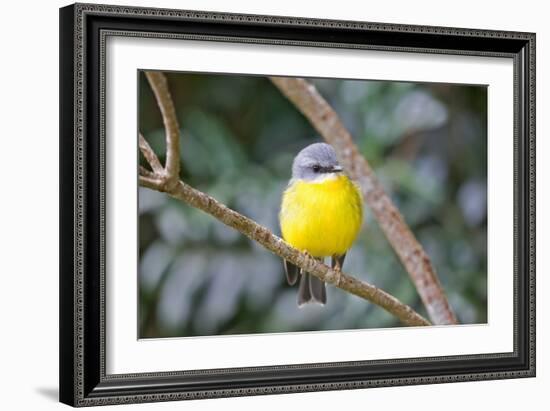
[284,260,299,285]
[331,253,347,270]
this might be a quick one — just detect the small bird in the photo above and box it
[279,143,363,306]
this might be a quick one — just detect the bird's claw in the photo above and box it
[301,251,313,275]
[333,263,342,286]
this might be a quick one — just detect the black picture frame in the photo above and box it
[59,3,536,407]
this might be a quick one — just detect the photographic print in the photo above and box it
[60,4,534,405]
[138,71,487,339]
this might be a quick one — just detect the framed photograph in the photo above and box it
[59,3,535,407]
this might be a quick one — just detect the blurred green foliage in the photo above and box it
[138,71,487,338]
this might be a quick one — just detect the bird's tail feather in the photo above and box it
[308,274,327,305]
[297,272,327,306]
[297,271,312,306]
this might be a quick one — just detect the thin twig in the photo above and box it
[270,76,457,325]
[139,165,156,178]
[139,133,163,174]
[144,71,180,187]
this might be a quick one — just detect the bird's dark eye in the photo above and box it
[312,165,321,173]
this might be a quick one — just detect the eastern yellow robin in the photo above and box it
[279,143,363,306]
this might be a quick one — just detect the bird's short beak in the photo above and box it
[331,166,343,172]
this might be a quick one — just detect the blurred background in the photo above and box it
[138,72,487,338]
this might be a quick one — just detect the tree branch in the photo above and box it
[138,72,431,327]
[270,76,457,325]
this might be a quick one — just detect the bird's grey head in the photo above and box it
[292,143,343,181]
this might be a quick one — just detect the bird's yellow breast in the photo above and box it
[279,175,363,257]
